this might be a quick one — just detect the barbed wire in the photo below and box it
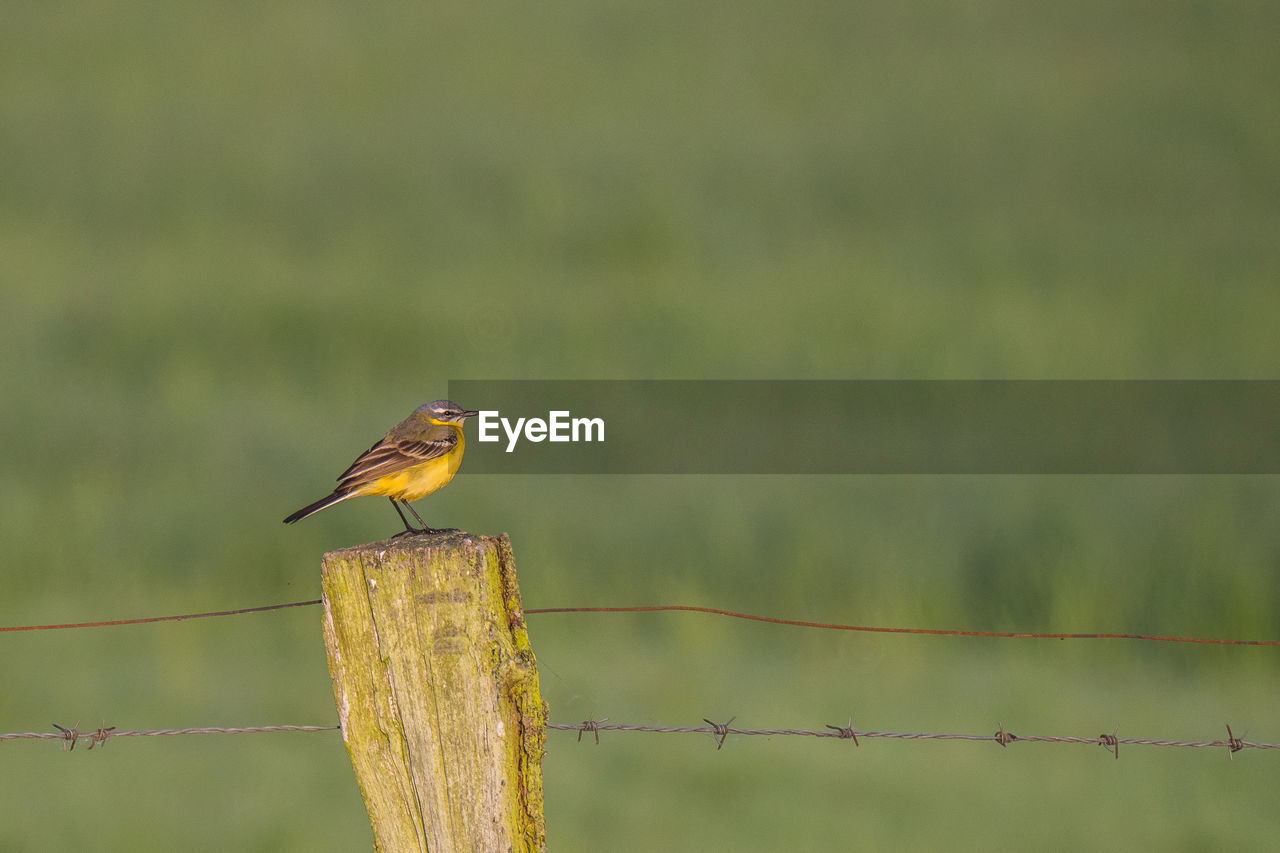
[547,718,1275,760]
[0,724,339,750]
[4,719,1272,762]
[3,599,1278,646]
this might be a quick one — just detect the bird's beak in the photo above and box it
[461,409,479,419]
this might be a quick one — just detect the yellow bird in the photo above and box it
[283,399,479,534]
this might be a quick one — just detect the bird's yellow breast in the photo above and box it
[355,430,465,503]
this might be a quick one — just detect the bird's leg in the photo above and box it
[389,499,427,536]
[404,501,456,535]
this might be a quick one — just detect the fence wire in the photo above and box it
[2,596,1275,762]
[0,724,339,750]
[4,599,1279,646]
[3,719,1273,762]
[547,718,1274,760]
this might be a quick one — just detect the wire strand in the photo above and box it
[7,720,1268,761]
[523,605,1280,646]
[0,600,323,633]
[3,599,1278,646]
[547,719,1270,758]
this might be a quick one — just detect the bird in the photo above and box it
[283,399,479,534]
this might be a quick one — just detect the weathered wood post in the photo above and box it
[321,532,547,852]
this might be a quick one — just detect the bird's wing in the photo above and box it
[337,433,459,488]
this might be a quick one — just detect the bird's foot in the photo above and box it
[392,526,457,538]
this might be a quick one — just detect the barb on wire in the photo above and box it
[577,717,607,745]
[1225,724,1245,758]
[704,716,736,750]
[546,718,1280,759]
[826,718,860,745]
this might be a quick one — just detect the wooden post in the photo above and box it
[320,532,547,852]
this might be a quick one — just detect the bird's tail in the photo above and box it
[283,491,352,524]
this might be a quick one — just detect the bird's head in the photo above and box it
[417,399,479,426]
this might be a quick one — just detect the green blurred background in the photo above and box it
[3,1,1279,849]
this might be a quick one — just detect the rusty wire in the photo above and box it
[4,598,1279,646]
[0,600,323,633]
[523,605,1280,646]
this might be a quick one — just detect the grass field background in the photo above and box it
[3,1,1279,849]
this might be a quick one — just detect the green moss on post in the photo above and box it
[321,532,547,852]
